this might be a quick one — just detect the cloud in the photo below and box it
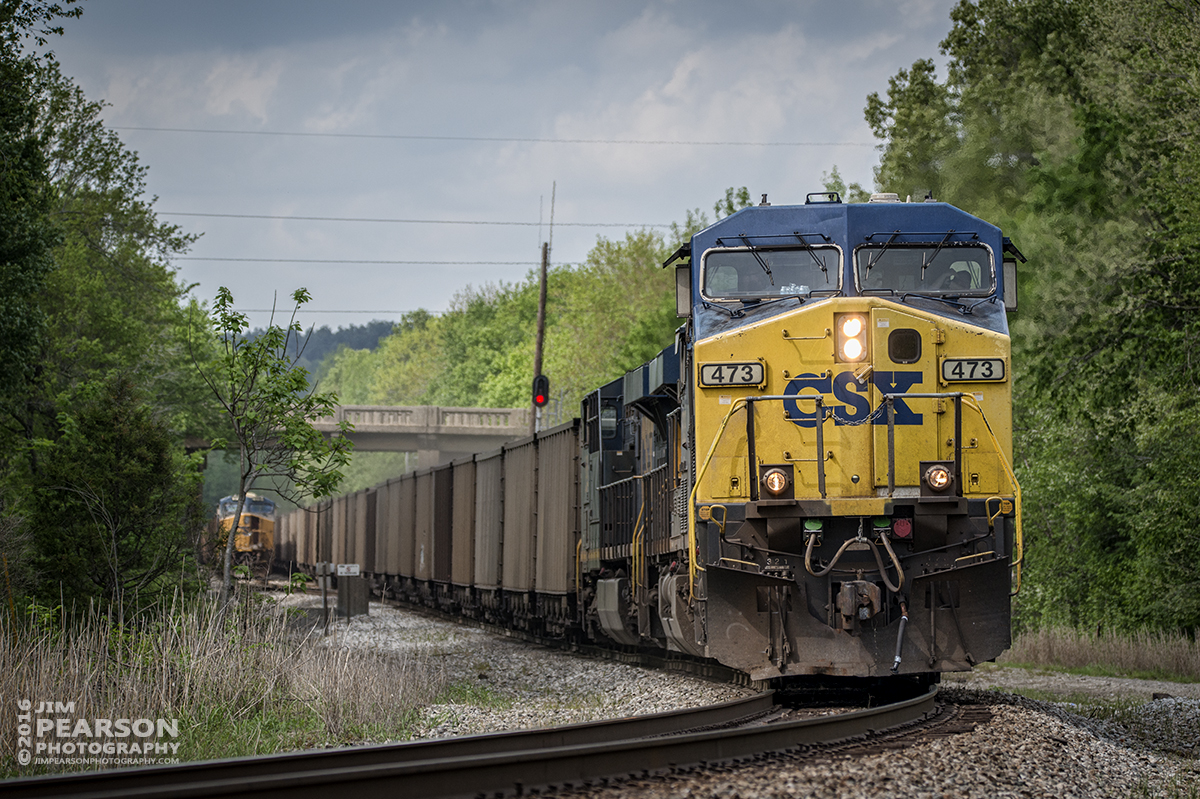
[51,0,963,328]
[203,56,284,121]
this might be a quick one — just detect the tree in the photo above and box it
[0,3,229,615]
[860,0,1200,632]
[3,57,210,479]
[196,287,353,606]
[0,3,76,398]
[26,375,206,616]
[820,167,871,203]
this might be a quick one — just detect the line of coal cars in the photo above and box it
[275,193,1023,683]
[275,416,605,640]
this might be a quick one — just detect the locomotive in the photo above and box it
[214,493,278,569]
[276,191,1023,682]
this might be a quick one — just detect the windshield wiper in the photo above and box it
[920,230,956,281]
[791,231,831,278]
[738,235,774,285]
[757,293,807,307]
[865,230,902,273]
[899,292,970,314]
[701,301,744,318]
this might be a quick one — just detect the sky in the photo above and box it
[47,0,960,331]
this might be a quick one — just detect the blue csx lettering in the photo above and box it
[783,371,923,428]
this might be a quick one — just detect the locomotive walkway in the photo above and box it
[312,405,531,468]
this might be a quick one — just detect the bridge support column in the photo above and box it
[417,435,440,471]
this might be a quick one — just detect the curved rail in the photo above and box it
[6,688,938,799]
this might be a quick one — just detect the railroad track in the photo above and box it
[6,688,946,799]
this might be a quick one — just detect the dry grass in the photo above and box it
[1,589,446,777]
[1003,627,1200,682]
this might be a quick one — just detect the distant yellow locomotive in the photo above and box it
[275,191,1024,685]
[215,493,277,568]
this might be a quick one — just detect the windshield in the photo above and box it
[218,497,276,517]
[856,244,994,295]
[701,247,840,301]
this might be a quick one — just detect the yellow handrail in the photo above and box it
[631,497,645,591]
[687,393,1023,598]
[961,396,1023,594]
[687,398,753,599]
[575,537,582,595]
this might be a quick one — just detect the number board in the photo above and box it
[699,362,765,387]
[941,358,1006,382]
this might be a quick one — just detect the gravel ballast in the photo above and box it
[306,599,752,738]
[297,597,1199,797]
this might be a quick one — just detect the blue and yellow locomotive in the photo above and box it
[215,493,278,569]
[658,192,1021,679]
[276,191,1023,684]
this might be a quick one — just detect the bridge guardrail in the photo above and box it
[314,405,531,435]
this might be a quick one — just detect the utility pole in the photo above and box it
[531,240,548,436]
[530,182,554,436]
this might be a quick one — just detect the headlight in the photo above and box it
[836,313,868,362]
[762,468,789,496]
[923,464,952,492]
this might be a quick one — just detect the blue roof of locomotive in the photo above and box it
[688,199,1010,338]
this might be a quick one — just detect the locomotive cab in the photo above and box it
[216,493,277,565]
[658,194,1022,680]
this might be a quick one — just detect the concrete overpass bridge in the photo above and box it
[313,405,531,468]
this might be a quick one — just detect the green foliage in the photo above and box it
[287,571,311,595]
[714,186,752,219]
[316,345,376,405]
[320,213,742,423]
[435,679,514,710]
[820,166,871,203]
[543,228,679,404]
[866,0,1200,633]
[26,376,206,612]
[0,7,62,397]
[1,10,213,615]
[197,287,353,605]
[286,320,393,378]
[865,58,955,200]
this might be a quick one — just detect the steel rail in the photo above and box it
[7,688,937,799]
[4,692,772,798]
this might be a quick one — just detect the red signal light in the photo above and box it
[532,375,550,407]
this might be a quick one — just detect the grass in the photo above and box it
[1,588,447,777]
[434,679,514,709]
[1132,776,1200,799]
[1001,626,1200,683]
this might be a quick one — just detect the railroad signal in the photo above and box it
[532,374,550,407]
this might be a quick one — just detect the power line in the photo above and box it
[161,211,668,228]
[241,309,436,315]
[177,257,539,265]
[115,125,875,147]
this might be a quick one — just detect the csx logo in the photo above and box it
[783,371,923,428]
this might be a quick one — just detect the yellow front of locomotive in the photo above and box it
[692,298,1013,509]
[216,494,276,560]
[686,201,1020,680]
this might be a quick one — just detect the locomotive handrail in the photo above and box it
[962,395,1024,595]
[687,391,1022,600]
[878,391,964,498]
[879,391,1023,595]
[688,394,826,599]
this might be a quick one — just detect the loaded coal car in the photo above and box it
[277,191,1024,684]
